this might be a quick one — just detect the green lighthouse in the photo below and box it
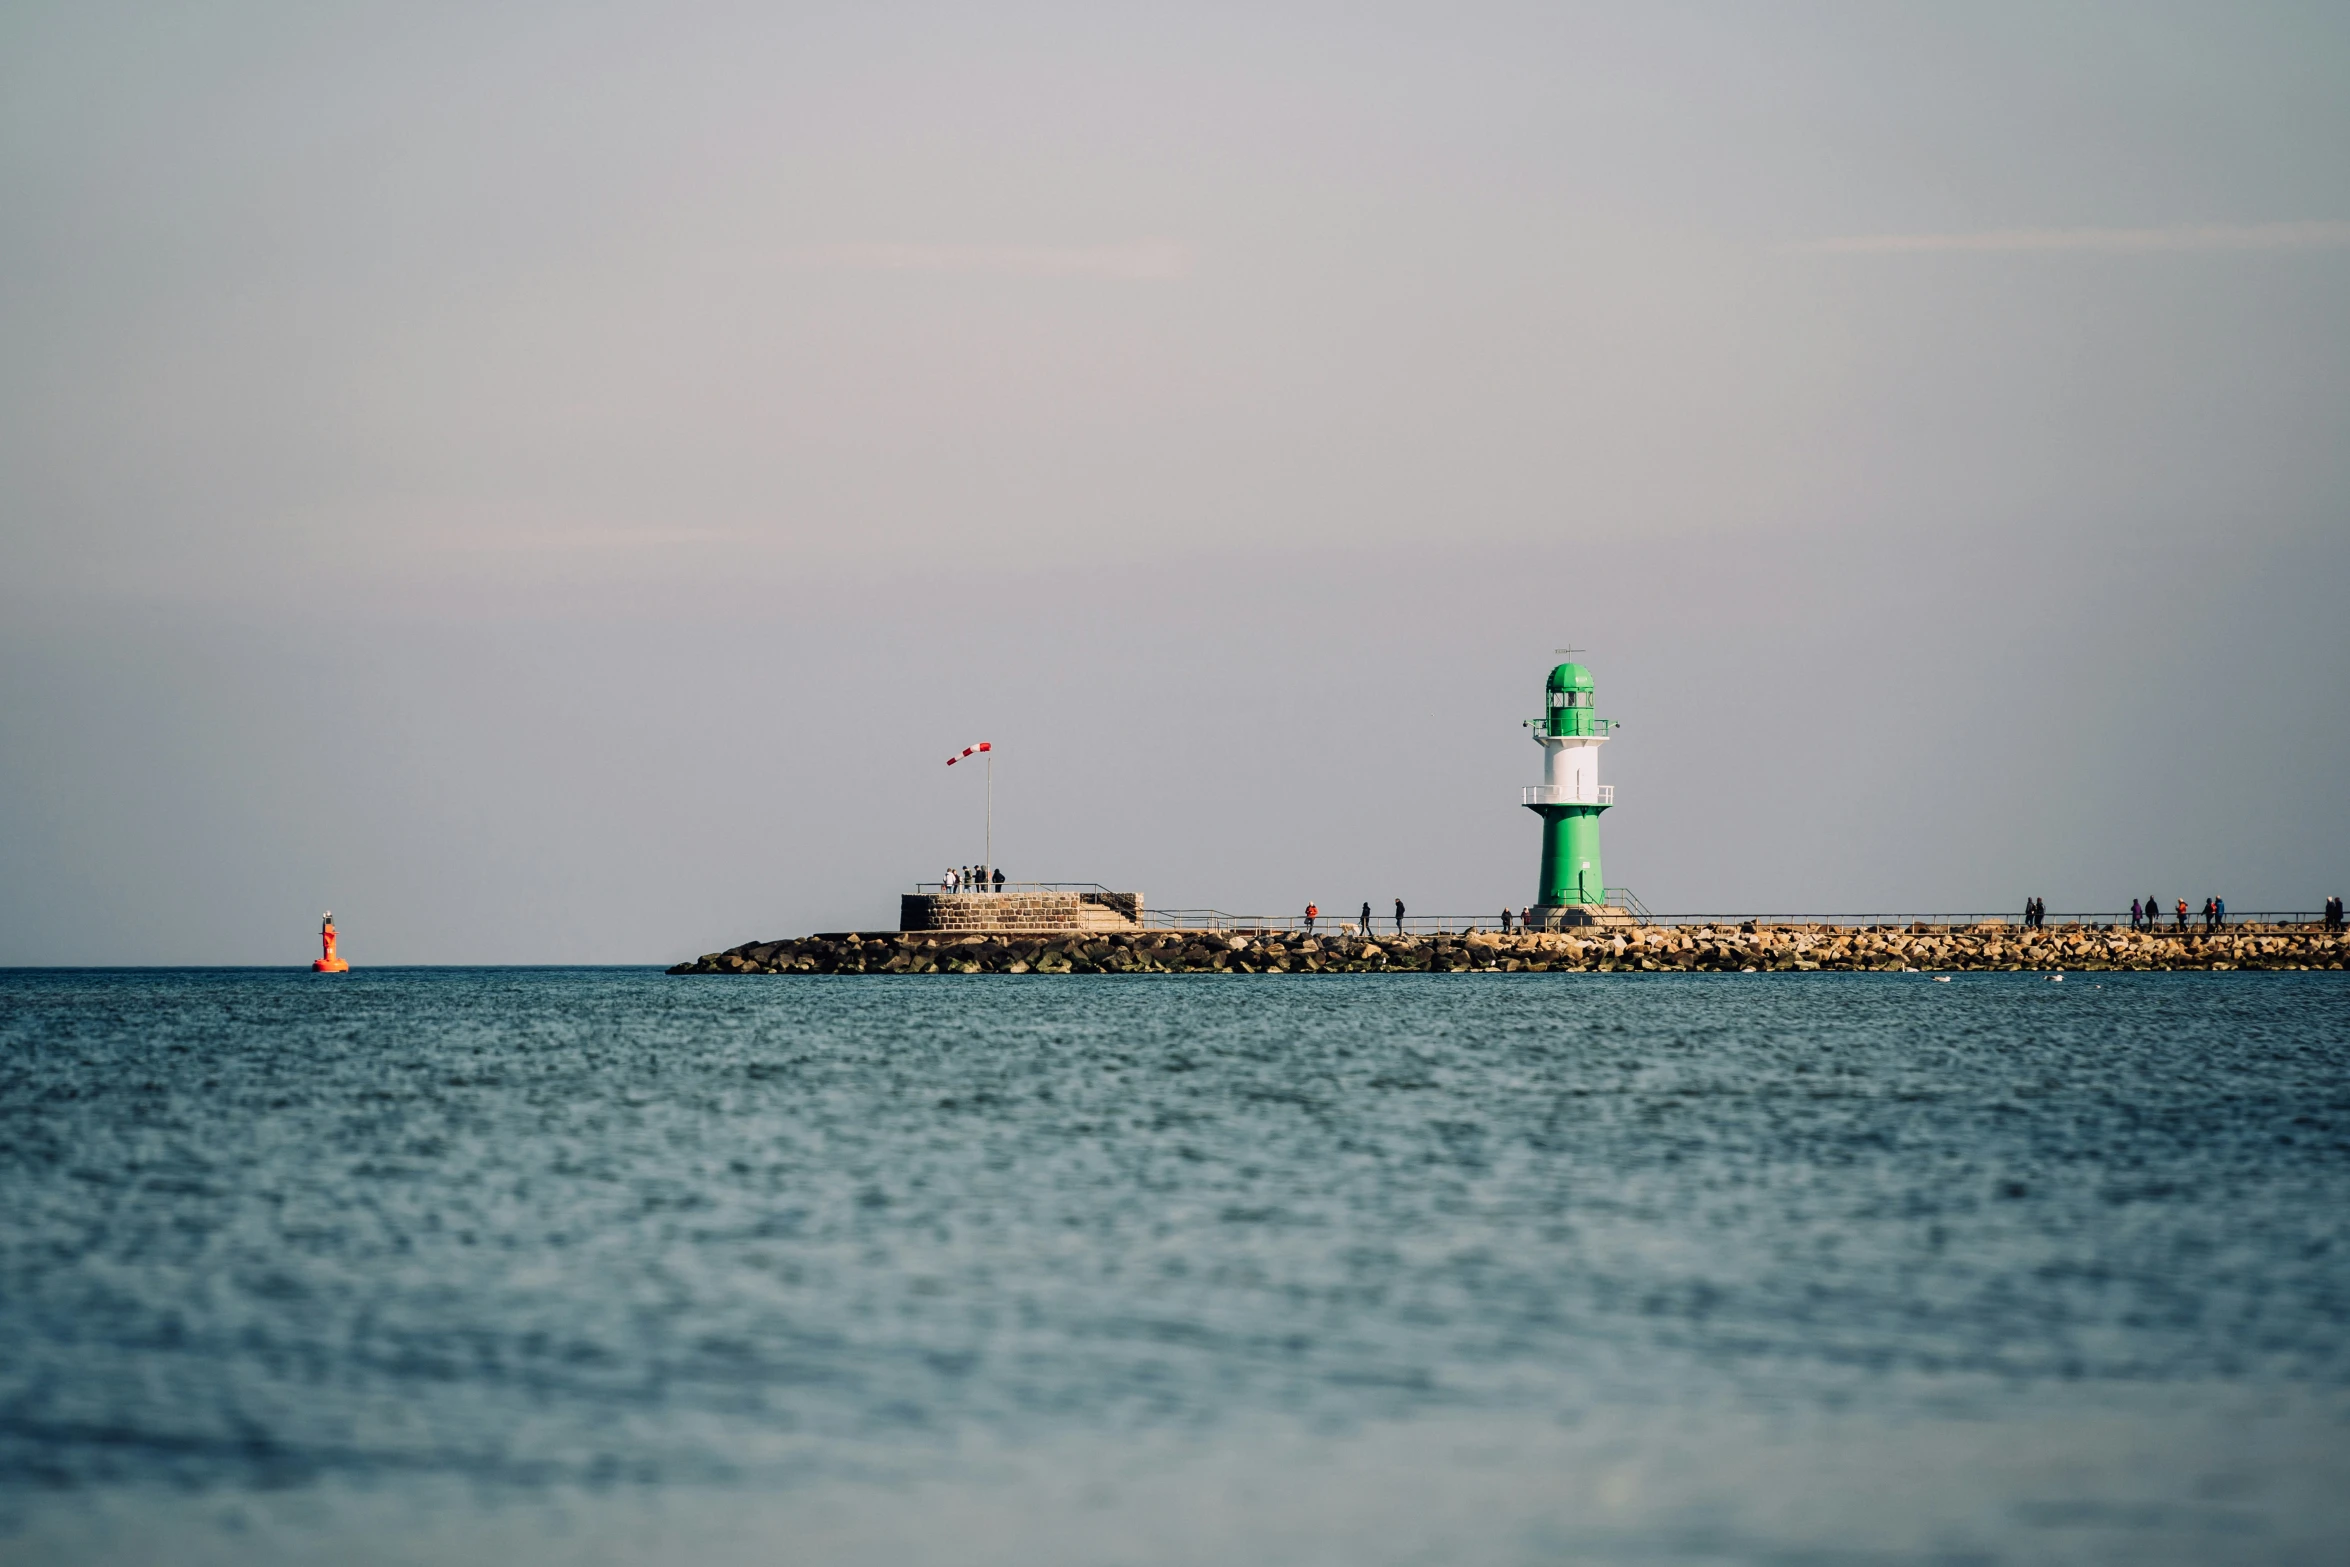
[1521,661,1616,926]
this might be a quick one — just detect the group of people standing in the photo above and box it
[2022,897,2048,929]
[1305,899,1411,936]
[2127,896,2227,933]
[2325,896,2345,931]
[943,865,1003,894]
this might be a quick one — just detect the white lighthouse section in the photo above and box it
[1545,732,1597,797]
[1532,729,1610,804]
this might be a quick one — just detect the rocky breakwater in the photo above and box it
[670,922,2344,975]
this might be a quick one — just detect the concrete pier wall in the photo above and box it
[899,891,1141,934]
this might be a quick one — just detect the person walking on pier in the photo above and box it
[1360,902,1372,938]
[2175,898,2189,933]
[2130,898,2143,931]
[1303,903,1317,935]
[2215,896,2226,928]
[1500,907,1513,935]
[993,867,1005,893]
[1394,898,1405,935]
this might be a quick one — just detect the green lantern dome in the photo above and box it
[1540,662,1599,738]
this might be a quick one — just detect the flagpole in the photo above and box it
[985,749,993,881]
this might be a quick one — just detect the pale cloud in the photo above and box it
[1783,221,2350,255]
[777,240,1191,280]
[416,527,744,554]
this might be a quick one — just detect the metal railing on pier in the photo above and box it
[1142,888,1652,937]
[912,880,1125,896]
[907,882,2331,935]
[1618,910,2333,931]
[1144,911,1515,937]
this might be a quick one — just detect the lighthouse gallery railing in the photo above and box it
[1521,784,1614,806]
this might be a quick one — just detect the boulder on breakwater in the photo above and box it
[668,922,2346,975]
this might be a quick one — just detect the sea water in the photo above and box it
[2,968,2345,1564]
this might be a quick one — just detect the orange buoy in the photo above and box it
[312,912,349,972]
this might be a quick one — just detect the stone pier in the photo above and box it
[671,921,2347,975]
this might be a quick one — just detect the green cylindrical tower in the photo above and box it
[1521,661,1617,923]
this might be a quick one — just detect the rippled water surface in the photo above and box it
[3,968,2347,1564]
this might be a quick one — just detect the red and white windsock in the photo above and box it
[947,741,992,766]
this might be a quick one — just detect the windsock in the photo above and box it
[947,742,992,766]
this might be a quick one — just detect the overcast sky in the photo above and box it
[3,1,2345,963]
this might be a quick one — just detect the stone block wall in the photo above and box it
[900,891,1142,934]
[1532,904,1638,930]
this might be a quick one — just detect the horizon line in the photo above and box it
[1782,220,2350,255]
